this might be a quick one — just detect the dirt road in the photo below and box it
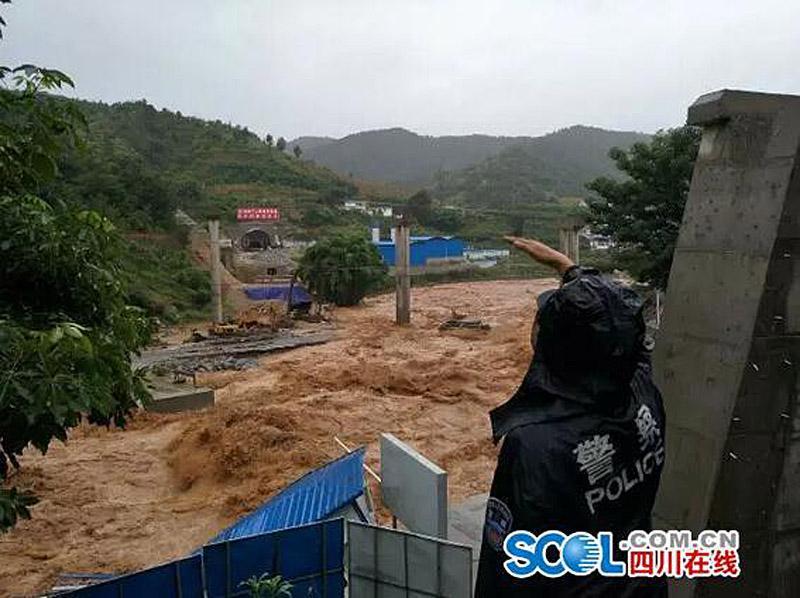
[0,279,556,595]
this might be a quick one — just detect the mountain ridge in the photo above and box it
[292,125,649,186]
[433,125,650,208]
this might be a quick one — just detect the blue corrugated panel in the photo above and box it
[203,519,345,598]
[409,235,454,242]
[410,237,464,266]
[61,554,203,598]
[63,522,344,598]
[61,455,360,597]
[373,236,464,267]
[207,448,365,545]
[243,284,312,304]
[375,243,396,265]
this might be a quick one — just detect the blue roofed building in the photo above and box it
[372,229,465,268]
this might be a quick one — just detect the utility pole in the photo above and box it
[394,220,411,325]
[208,219,223,323]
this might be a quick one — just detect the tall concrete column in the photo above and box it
[653,90,800,597]
[558,214,584,263]
[559,227,580,263]
[208,219,223,324]
[395,222,410,325]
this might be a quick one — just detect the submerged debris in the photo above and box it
[192,356,259,372]
[188,330,208,343]
[439,318,491,331]
[139,329,334,374]
[235,301,291,331]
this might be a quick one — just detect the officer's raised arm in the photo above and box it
[503,235,574,275]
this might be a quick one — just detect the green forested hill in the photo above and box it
[47,99,355,229]
[297,125,649,189]
[290,135,336,152]
[78,100,348,190]
[297,127,521,184]
[40,98,359,321]
[433,126,650,207]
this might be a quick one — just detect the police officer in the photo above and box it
[475,236,667,597]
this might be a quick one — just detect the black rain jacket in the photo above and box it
[475,268,668,597]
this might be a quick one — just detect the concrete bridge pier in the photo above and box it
[653,90,800,597]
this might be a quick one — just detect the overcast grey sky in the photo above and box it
[3,1,799,139]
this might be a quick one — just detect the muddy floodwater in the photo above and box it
[0,279,556,595]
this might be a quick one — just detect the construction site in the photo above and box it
[5,0,800,593]
[1,88,800,598]
[0,86,799,598]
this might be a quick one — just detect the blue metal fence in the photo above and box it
[243,284,312,305]
[204,519,344,598]
[61,520,345,598]
[60,555,203,598]
[60,451,364,597]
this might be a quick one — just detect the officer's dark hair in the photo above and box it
[534,267,646,388]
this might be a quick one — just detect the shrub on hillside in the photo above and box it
[297,233,386,306]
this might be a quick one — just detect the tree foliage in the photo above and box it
[239,573,292,598]
[49,142,180,229]
[300,204,342,228]
[587,127,700,289]
[0,65,85,195]
[276,136,287,152]
[297,233,386,306]
[57,100,354,200]
[426,207,464,233]
[405,189,433,224]
[0,26,151,531]
[403,189,465,234]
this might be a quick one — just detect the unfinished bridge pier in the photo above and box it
[653,90,800,597]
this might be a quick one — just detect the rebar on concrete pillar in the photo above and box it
[208,219,223,323]
[395,222,410,325]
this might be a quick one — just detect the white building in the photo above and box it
[463,248,511,261]
[343,201,393,218]
[582,231,615,250]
